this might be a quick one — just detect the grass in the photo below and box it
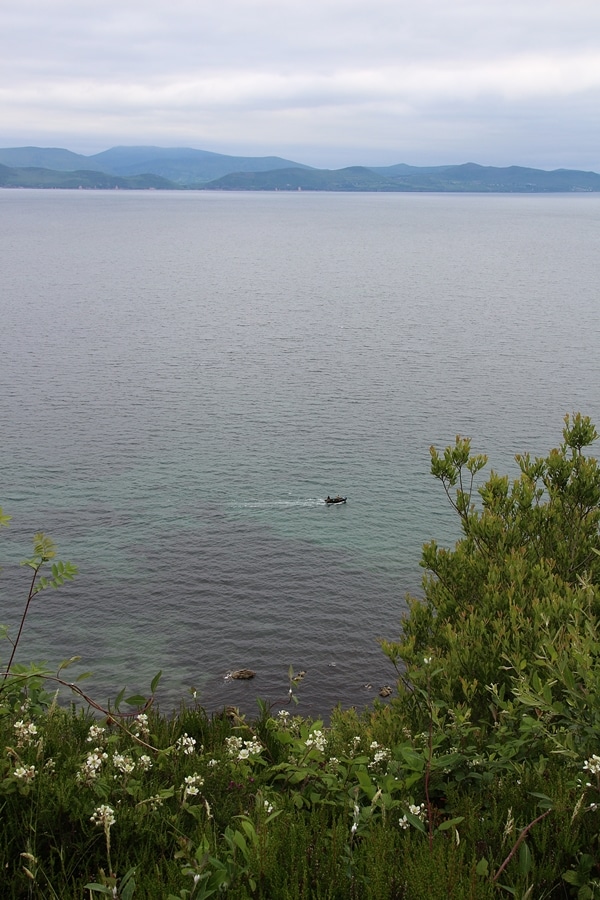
[0,693,595,898]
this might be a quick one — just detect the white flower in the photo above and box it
[408,803,427,821]
[134,713,149,737]
[77,748,108,784]
[369,748,391,770]
[90,805,116,828]
[238,748,250,760]
[245,739,263,755]
[183,773,204,800]
[138,755,152,772]
[423,656,432,665]
[225,736,243,756]
[140,794,163,811]
[305,730,326,752]
[176,733,197,756]
[208,758,218,767]
[113,753,135,775]
[583,755,600,776]
[86,724,106,743]
[348,736,361,755]
[264,799,275,814]
[14,765,36,783]
[13,721,38,747]
[399,815,409,830]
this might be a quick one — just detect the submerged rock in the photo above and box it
[230,669,256,680]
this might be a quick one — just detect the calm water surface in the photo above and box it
[1,190,599,715]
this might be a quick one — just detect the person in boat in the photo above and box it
[326,496,332,502]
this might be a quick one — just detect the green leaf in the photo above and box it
[529,792,554,809]
[519,841,532,876]
[476,858,489,877]
[232,830,248,854]
[151,670,162,693]
[125,694,148,707]
[76,671,93,681]
[356,767,375,797]
[113,688,125,710]
[404,811,427,833]
[399,747,425,772]
[57,656,81,674]
[437,816,465,831]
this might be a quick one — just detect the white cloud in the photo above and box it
[1,0,600,168]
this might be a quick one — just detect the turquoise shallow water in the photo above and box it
[1,189,599,715]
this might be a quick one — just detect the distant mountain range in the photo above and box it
[1,145,599,192]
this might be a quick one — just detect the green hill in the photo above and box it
[1,145,599,191]
[0,146,94,171]
[87,146,313,183]
[202,162,600,192]
[202,166,415,191]
[0,164,176,190]
[383,162,600,192]
[0,145,312,185]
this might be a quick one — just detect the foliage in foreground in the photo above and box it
[3,415,600,898]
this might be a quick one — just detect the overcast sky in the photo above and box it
[1,0,599,169]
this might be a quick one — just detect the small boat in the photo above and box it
[325,495,347,504]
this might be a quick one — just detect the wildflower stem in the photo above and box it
[493,809,552,882]
[0,563,42,692]
[0,670,160,752]
[425,669,434,852]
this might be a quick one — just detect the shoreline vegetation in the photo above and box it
[3,414,600,897]
[1,145,600,192]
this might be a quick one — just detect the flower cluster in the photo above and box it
[399,803,427,829]
[305,730,326,752]
[77,748,108,784]
[86,724,106,743]
[141,794,164,811]
[134,713,150,738]
[347,736,361,756]
[13,720,38,748]
[182,773,204,800]
[225,735,263,761]
[583,755,600,777]
[238,738,262,760]
[113,753,136,775]
[368,748,391,770]
[225,735,243,755]
[90,805,116,828]
[175,733,197,756]
[14,765,36,783]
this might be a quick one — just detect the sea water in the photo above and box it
[1,189,599,715]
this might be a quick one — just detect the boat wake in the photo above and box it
[228,499,325,509]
